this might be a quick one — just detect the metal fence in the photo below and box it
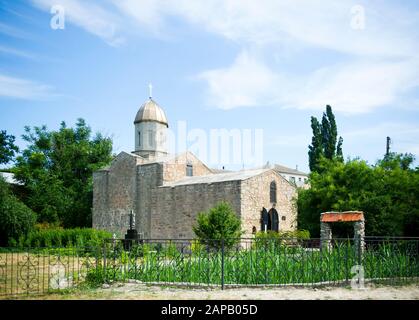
[1,237,418,297]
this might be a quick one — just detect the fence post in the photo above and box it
[103,242,107,283]
[221,239,225,290]
[357,235,362,267]
[345,241,349,284]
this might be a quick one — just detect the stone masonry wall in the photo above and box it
[135,162,163,238]
[162,152,213,182]
[92,152,139,237]
[240,170,297,238]
[150,180,242,239]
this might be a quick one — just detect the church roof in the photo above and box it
[272,164,308,176]
[261,162,308,176]
[134,98,168,127]
[162,168,271,187]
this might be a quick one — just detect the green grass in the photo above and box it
[86,241,419,286]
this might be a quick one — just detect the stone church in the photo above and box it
[92,96,300,239]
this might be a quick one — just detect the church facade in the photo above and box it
[92,97,299,239]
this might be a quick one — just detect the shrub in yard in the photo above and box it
[193,201,243,250]
[255,229,310,240]
[0,177,36,246]
[15,227,112,248]
[85,268,106,287]
[254,229,311,251]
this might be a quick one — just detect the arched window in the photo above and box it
[270,181,277,203]
[148,130,154,148]
[138,131,141,147]
[186,163,193,176]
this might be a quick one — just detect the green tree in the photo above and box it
[0,130,19,165]
[297,155,419,237]
[14,119,113,227]
[193,201,243,249]
[308,117,323,173]
[0,176,36,246]
[308,105,343,172]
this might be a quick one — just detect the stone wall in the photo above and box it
[92,152,140,237]
[241,170,297,238]
[135,162,163,238]
[162,152,213,182]
[151,180,242,239]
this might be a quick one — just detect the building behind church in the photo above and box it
[92,96,307,239]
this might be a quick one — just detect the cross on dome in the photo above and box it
[148,83,153,99]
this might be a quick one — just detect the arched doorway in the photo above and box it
[261,207,269,231]
[269,208,279,232]
[260,207,279,232]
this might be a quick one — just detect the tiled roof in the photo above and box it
[321,211,364,222]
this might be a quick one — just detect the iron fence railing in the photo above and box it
[0,237,418,297]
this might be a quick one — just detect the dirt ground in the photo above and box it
[7,282,419,300]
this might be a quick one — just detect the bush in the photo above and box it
[254,229,311,251]
[254,229,310,241]
[14,227,112,248]
[0,177,36,246]
[193,201,243,250]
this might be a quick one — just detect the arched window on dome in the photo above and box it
[138,131,141,147]
[270,181,277,204]
[148,130,154,148]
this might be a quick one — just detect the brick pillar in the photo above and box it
[353,220,365,255]
[320,222,332,251]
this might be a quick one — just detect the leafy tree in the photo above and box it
[14,119,113,227]
[308,105,343,172]
[378,152,415,170]
[0,176,36,246]
[297,155,419,237]
[193,201,243,249]
[0,130,19,165]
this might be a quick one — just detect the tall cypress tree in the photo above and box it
[308,117,323,172]
[308,105,343,172]
[336,137,344,161]
[323,105,338,159]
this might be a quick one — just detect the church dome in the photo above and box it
[134,98,168,127]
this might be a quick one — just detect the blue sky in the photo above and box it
[1,0,419,172]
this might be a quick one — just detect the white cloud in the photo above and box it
[0,22,30,39]
[197,51,419,114]
[197,51,283,109]
[31,0,124,46]
[0,74,55,100]
[28,0,419,113]
[111,0,419,57]
[0,46,36,59]
[290,59,419,114]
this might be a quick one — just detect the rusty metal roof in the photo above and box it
[321,211,364,222]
